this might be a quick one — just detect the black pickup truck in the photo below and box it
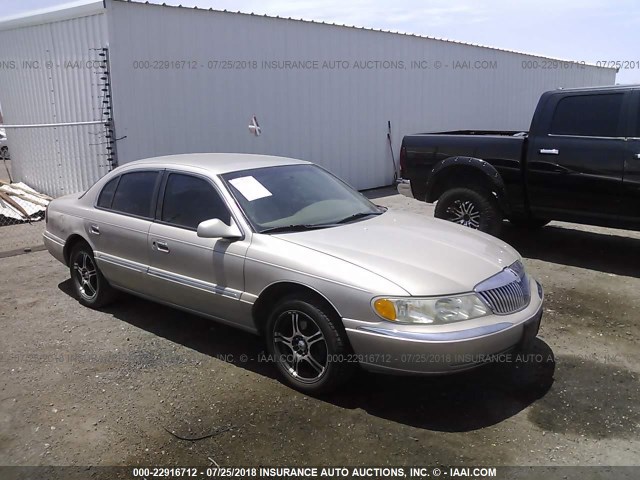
[398,84,640,235]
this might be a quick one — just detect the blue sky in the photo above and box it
[1,0,638,83]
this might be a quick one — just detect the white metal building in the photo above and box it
[0,0,616,196]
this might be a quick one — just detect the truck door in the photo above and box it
[527,91,629,221]
[621,89,640,224]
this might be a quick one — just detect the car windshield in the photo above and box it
[222,164,383,233]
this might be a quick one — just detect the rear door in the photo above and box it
[146,171,253,330]
[620,89,640,224]
[527,90,629,221]
[89,169,162,294]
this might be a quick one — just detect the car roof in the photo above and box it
[118,153,311,175]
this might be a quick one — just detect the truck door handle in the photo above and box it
[153,241,170,253]
[539,148,559,155]
[89,224,100,235]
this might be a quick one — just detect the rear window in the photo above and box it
[550,93,624,137]
[110,171,159,218]
[97,177,119,209]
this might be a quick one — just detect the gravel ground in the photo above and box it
[0,221,45,255]
[0,188,639,467]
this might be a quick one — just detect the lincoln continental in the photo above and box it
[44,154,544,393]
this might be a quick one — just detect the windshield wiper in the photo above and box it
[259,224,333,234]
[260,209,385,233]
[334,211,383,224]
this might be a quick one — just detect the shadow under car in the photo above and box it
[58,279,555,432]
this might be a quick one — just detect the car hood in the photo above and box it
[274,210,520,296]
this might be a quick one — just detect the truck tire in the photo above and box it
[435,187,502,236]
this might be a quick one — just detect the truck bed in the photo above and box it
[403,132,526,169]
[426,130,528,137]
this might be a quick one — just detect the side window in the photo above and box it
[550,93,624,137]
[161,173,231,229]
[97,177,119,208]
[111,171,158,218]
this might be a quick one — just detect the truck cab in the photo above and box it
[526,86,640,227]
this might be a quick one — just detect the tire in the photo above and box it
[69,242,116,309]
[435,187,502,236]
[508,217,550,229]
[265,294,355,394]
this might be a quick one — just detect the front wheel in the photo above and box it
[265,295,355,394]
[69,242,116,308]
[435,187,502,236]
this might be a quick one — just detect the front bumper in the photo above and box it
[343,279,544,375]
[396,178,413,199]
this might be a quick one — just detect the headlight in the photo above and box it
[373,294,489,324]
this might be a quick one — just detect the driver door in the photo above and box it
[146,171,252,330]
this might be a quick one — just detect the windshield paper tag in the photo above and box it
[229,176,273,201]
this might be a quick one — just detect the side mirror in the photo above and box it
[196,218,242,240]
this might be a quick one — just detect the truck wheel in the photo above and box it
[435,187,502,236]
[265,294,355,394]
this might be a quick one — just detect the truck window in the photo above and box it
[550,93,623,138]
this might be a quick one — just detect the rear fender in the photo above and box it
[426,156,509,212]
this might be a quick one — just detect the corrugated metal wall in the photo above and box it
[0,8,109,196]
[0,1,617,195]
[107,0,615,191]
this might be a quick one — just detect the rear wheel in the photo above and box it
[265,294,355,394]
[69,242,116,308]
[435,187,502,236]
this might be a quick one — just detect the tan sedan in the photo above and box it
[44,153,544,393]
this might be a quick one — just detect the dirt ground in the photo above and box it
[0,188,639,468]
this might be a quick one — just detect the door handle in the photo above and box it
[89,224,100,235]
[539,148,559,155]
[153,241,170,253]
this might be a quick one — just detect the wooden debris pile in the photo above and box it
[0,180,52,224]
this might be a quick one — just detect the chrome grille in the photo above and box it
[475,261,530,315]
